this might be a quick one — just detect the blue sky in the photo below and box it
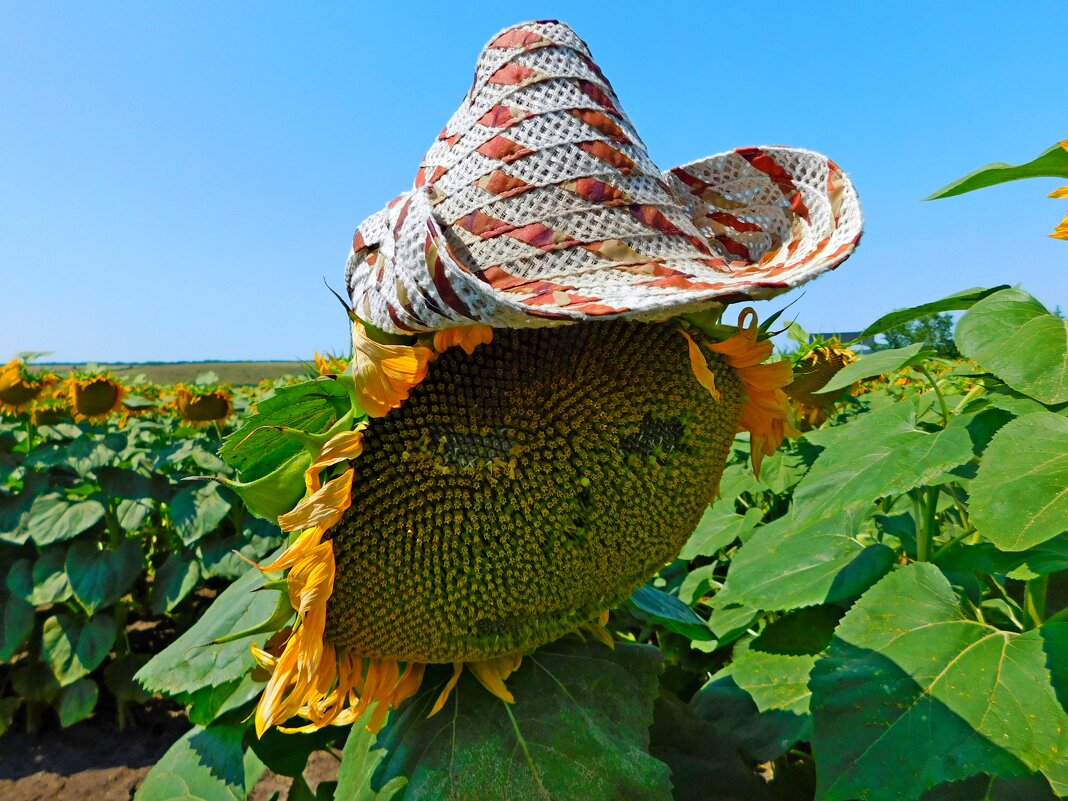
[2,1,1065,362]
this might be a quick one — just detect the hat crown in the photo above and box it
[346,21,862,333]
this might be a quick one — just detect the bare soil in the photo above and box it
[0,701,338,801]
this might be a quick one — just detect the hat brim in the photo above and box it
[347,146,861,332]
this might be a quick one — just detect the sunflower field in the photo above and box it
[3,143,1068,801]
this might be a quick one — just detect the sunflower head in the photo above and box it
[0,360,56,415]
[67,373,124,421]
[175,386,233,426]
[785,343,857,428]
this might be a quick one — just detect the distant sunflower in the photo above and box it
[0,359,55,415]
[67,372,124,421]
[1048,141,1068,240]
[238,308,793,736]
[785,342,857,428]
[175,385,233,426]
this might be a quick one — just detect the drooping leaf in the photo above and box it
[970,412,1068,550]
[729,649,816,716]
[220,378,352,481]
[856,287,1011,341]
[926,142,1068,199]
[41,612,116,686]
[0,594,35,660]
[150,553,203,614]
[935,535,1068,580]
[8,547,73,606]
[630,584,715,641]
[65,539,143,614]
[818,343,929,395]
[955,288,1068,406]
[170,483,232,546]
[25,493,105,546]
[57,677,99,727]
[374,639,672,801]
[133,724,266,801]
[810,564,1068,801]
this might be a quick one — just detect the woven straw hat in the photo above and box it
[346,20,863,333]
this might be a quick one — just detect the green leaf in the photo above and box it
[857,287,1011,341]
[136,557,278,700]
[793,402,974,522]
[66,539,143,614]
[678,505,762,561]
[751,605,843,656]
[678,563,720,606]
[41,612,116,685]
[251,725,345,780]
[730,649,816,716]
[648,691,772,801]
[8,547,74,605]
[0,471,49,545]
[104,653,152,703]
[97,466,159,500]
[971,412,1068,551]
[150,553,203,614]
[25,493,105,546]
[221,378,352,481]
[936,535,1068,579]
[374,639,673,801]
[810,564,1068,801]
[926,142,1068,199]
[630,584,715,641]
[0,593,35,660]
[0,697,20,736]
[818,343,930,395]
[919,773,1059,801]
[171,483,232,546]
[134,724,265,801]
[724,515,896,611]
[956,288,1068,405]
[115,497,154,532]
[690,673,809,762]
[216,450,312,523]
[56,677,98,727]
[11,661,60,701]
[334,709,408,801]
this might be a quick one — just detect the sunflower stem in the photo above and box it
[915,486,939,562]
[919,365,951,425]
[1024,575,1049,629]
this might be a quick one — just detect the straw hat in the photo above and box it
[346,19,863,334]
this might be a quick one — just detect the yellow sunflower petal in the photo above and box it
[433,324,494,356]
[277,469,354,533]
[468,655,519,704]
[305,427,366,492]
[1048,186,1068,199]
[680,330,721,402]
[352,321,432,417]
[428,663,464,718]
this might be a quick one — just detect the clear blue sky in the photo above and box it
[2,1,1065,362]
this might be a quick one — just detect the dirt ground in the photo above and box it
[0,702,338,801]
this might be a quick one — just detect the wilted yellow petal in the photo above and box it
[433,324,494,356]
[680,330,721,402]
[305,427,366,492]
[352,321,431,417]
[278,469,354,533]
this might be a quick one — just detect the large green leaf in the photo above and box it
[810,564,1068,801]
[220,378,352,481]
[856,287,1011,341]
[927,142,1068,199]
[41,612,116,685]
[970,412,1068,551]
[0,471,49,545]
[678,505,762,561]
[725,514,895,612]
[792,402,974,522]
[730,649,815,717]
[66,539,143,614]
[136,557,277,700]
[630,584,715,641]
[955,288,1068,405]
[374,639,672,801]
[134,724,266,801]
[818,343,929,395]
[170,483,232,546]
[25,493,106,546]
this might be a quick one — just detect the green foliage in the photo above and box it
[0,394,285,730]
[870,313,960,358]
[926,142,1068,199]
